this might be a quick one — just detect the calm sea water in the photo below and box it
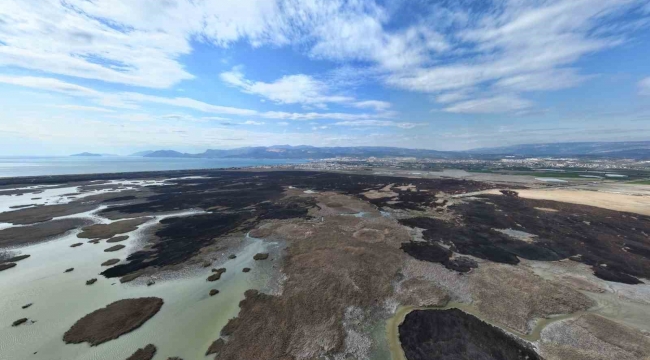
[0,157,306,178]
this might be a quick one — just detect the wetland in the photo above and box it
[1,169,649,359]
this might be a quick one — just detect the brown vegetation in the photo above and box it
[470,263,593,333]
[101,259,120,266]
[125,344,156,360]
[253,253,269,260]
[78,218,150,239]
[63,297,163,346]
[0,218,88,248]
[0,262,16,271]
[105,245,125,252]
[207,268,226,281]
[106,236,129,243]
[12,318,28,327]
[540,314,650,360]
[212,192,409,359]
[0,203,96,225]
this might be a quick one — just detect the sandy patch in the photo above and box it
[535,207,559,212]
[362,189,398,199]
[486,189,650,216]
[395,184,417,191]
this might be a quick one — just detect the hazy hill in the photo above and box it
[70,152,103,157]
[144,150,192,158]
[467,141,650,158]
[130,150,155,156]
[131,141,650,160]
[135,146,459,159]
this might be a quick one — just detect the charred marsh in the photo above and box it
[400,194,650,284]
[399,309,541,360]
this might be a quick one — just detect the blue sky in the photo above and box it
[1,0,650,155]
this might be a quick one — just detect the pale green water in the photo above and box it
[0,209,278,360]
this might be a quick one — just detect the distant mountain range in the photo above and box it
[130,146,460,160]
[467,141,650,158]
[72,141,649,160]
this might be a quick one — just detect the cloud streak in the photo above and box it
[0,74,387,122]
[220,67,391,111]
[640,77,650,95]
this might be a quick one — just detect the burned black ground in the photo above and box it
[96,171,496,278]
[399,309,541,360]
[400,193,650,283]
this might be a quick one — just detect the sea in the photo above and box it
[0,157,307,178]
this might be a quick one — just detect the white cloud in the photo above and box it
[277,122,289,126]
[109,113,156,122]
[220,67,353,108]
[201,116,233,122]
[494,69,592,91]
[221,67,392,112]
[244,120,265,125]
[56,105,114,113]
[301,2,449,70]
[385,0,646,113]
[121,92,258,116]
[1,0,448,88]
[261,110,388,121]
[640,77,650,95]
[435,90,472,104]
[0,75,100,97]
[1,0,646,119]
[0,74,385,123]
[352,100,391,112]
[443,95,534,114]
[334,120,423,129]
[0,0,295,88]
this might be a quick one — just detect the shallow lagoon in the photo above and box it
[0,181,281,360]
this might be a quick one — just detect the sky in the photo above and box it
[1,0,650,156]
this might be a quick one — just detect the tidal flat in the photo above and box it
[1,169,650,359]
